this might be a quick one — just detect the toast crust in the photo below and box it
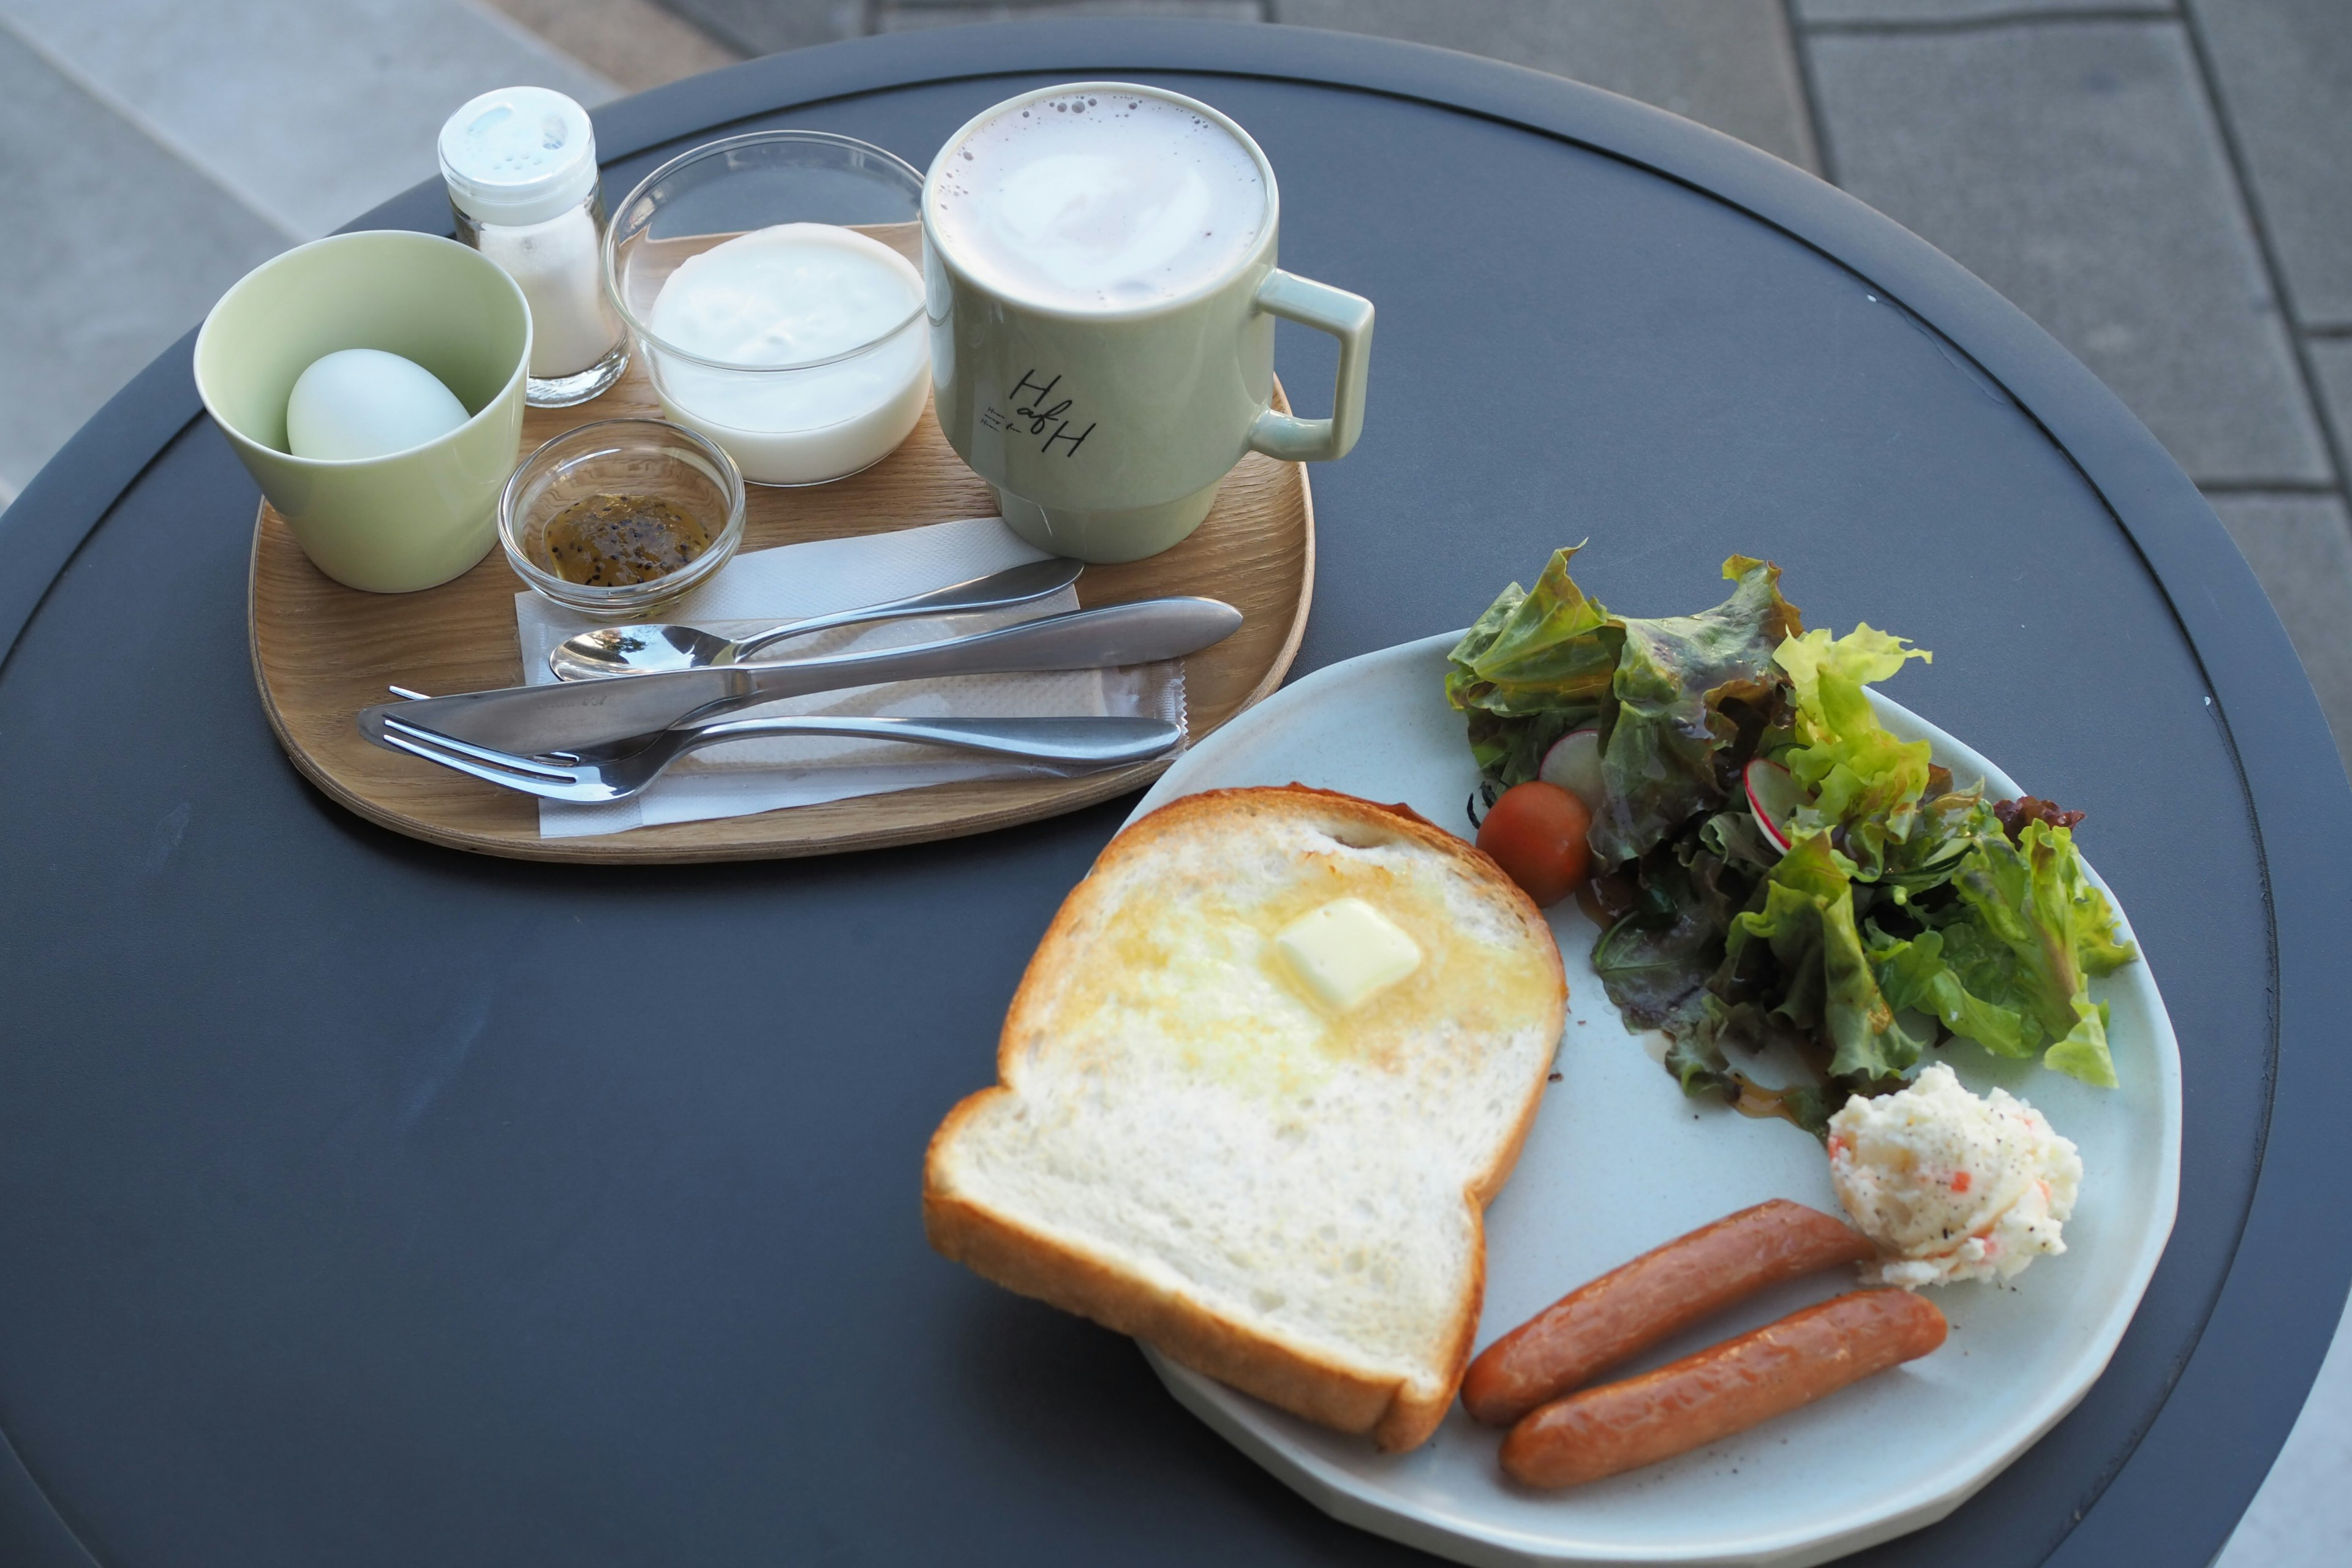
[924,786,1567,1452]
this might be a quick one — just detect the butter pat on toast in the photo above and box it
[924,787,1568,1450]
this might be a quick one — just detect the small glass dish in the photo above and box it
[604,130,930,488]
[497,418,745,619]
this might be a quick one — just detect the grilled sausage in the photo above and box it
[1463,1199,1875,1426]
[1499,1289,1947,1489]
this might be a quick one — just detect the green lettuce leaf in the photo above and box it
[1938,820,2137,1087]
[1460,707,1581,798]
[1662,1028,1735,1100]
[1668,996,1819,1104]
[1696,806,1782,875]
[1721,832,1924,1082]
[2076,880,2139,978]
[1591,556,1804,864]
[1446,549,1613,790]
[1866,924,2030,1058]
[1454,546,2141,1126]
[1445,545,1619,714]
[1876,788,1994,895]
[1590,839,1752,1035]
[1660,1003,1824,1121]
[1449,551,1802,863]
[1771,625,1934,879]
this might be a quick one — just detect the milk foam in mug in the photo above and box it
[923,84,1374,564]
[930,91,1268,311]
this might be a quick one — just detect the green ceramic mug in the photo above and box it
[194,230,532,593]
[922,83,1373,564]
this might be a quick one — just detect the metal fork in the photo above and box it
[377,711,1183,804]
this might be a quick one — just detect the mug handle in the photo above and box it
[1246,271,1374,463]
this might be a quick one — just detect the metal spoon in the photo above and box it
[547,556,1084,682]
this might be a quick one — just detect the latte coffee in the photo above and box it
[929,88,1268,311]
[922,83,1370,564]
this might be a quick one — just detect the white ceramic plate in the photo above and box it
[1125,632,2181,1568]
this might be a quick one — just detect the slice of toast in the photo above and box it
[924,786,1568,1450]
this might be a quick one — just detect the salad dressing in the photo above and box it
[533,492,714,587]
[1730,1075,1813,1128]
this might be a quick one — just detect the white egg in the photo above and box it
[285,349,470,461]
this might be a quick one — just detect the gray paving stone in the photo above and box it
[1274,0,1818,172]
[2309,337,2352,477]
[480,0,744,91]
[2215,1285,2352,1566]
[0,0,614,240]
[654,0,866,55]
[0,29,284,499]
[882,1,1264,27]
[2209,493,2352,778]
[1807,20,2331,486]
[1798,0,2168,22]
[2190,0,2352,330]
[2214,1272,2352,1566]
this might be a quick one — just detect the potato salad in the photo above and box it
[1827,1064,2082,1287]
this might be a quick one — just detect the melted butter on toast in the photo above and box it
[1066,850,1559,1102]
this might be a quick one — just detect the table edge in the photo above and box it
[1,19,2344,1568]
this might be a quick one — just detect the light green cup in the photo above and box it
[922,83,1374,564]
[194,230,532,592]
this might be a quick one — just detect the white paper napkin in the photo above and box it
[513,516,1186,838]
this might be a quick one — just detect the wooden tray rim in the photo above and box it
[248,477,1313,865]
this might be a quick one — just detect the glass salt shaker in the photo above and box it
[438,86,628,408]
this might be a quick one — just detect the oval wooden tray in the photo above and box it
[248,363,1313,863]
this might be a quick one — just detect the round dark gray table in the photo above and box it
[2,21,2346,1568]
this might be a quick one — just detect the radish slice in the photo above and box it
[1537,728,1604,813]
[1744,758,1809,853]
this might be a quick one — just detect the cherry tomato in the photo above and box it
[1477,781,1593,907]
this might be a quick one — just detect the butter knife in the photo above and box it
[360,596,1242,757]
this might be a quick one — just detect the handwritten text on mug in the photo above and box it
[981,369,1096,456]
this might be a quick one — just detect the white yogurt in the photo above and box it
[646,223,929,485]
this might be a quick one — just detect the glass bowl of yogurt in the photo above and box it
[605,131,930,487]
